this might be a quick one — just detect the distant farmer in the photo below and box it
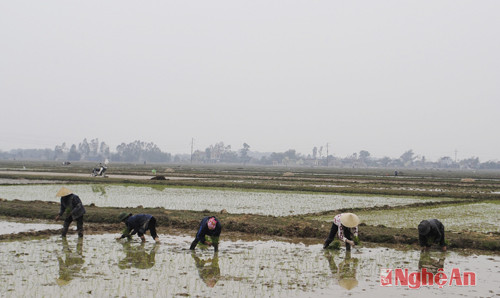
[117,213,160,243]
[55,187,86,238]
[323,213,360,250]
[418,219,446,251]
[190,216,222,252]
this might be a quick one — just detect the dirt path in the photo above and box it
[0,170,199,181]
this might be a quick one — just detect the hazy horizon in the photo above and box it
[0,137,494,162]
[1,1,499,162]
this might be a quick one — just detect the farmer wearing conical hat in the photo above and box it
[323,213,360,250]
[117,212,160,243]
[190,216,222,252]
[55,187,86,238]
[418,219,446,251]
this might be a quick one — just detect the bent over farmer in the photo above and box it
[190,216,221,252]
[117,213,160,243]
[323,213,360,250]
[55,187,86,237]
[418,219,446,251]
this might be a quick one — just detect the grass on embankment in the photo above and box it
[1,199,499,251]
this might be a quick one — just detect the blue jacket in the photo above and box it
[195,216,222,244]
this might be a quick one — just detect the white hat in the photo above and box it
[56,187,73,197]
[340,213,360,228]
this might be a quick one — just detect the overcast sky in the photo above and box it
[1,1,499,161]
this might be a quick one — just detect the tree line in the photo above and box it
[0,139,171,163]
[1,139,499,170]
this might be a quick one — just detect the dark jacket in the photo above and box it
[419,219,445,247]
[190,216,222,250]
[195,216,222,243]
[59,194,86,219]
[122,214,153,237]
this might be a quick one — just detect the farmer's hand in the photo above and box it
[205,241,212,246]
[442,246,447,252]
[55,215,60,221]
[140,235,146,243]
[347,240,355,247]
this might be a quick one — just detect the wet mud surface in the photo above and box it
[0,219,61,235]
[1,164,499,297]
[0,200,499,252]
[0,183,457,216]
[0,233,499,297]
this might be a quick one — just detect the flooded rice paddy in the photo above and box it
[0,184,454,216]
[0,178,62,185]
[0,234,498,297]
[353,202,500,233]
[0,219,60,235]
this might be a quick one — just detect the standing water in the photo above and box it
[0,234,498,297]
[0,184,454,216]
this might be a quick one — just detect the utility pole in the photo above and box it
[454,149,458,163]
[190,138,194,164]
[326,143,329,167]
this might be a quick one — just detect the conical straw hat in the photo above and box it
[118,212,131,222]
[56,187,73,197]
[340,213,360,228]
[339,278,358,290]
[56,278,70,286]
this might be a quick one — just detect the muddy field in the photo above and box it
[0,161,499,296]
[0,183,458,216]
[1,234,499,297]
[0,161,499,250]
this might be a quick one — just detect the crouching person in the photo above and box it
[55,187,86,238]
[323,213,360,250]
[117,212,160,244]
[190,217,221,252]
[418,219,446,251]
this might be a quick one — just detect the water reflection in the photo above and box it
[191,251,220,288]
[118,242,158,269]
[324,250,359,290]
[91,185,107,196]
[56,238,84,286]
[418,251,446,274]
[0,235,498,297]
